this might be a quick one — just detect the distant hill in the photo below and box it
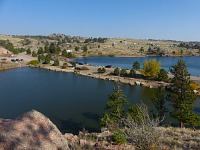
[0,34,199,57]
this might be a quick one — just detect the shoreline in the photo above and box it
[29,64,200,95]
[73,54,200,59]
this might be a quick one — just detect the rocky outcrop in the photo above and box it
[0,110,134,149]
[0,110,69,149]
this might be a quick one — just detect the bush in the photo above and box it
[112,129,126,144]
[156,68,168,82]
[27,60,39,66]
[26,48,31,55]
[97,67,106,73]
[190,83,198,90]
[82,66,89,70]
[113,67,120,76]
[120,69,128,77]
[32,51,37,57]
[53,59,59,66]
[44,56,51,64]
[129,69,135,78]
[132,61,140,70]
[75,46,80,51]
[62,63,68,69]
[121,104,161,150]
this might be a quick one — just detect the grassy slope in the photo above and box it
[0,35,199,57]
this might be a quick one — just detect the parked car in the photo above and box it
[105,65,112,68]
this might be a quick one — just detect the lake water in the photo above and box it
[73,56,200,76]
[0,67,200,134]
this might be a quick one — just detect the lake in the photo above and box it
[0,67,200,134]
[73,56,200,76]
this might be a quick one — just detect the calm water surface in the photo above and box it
[0,67,199,133]
[73,56,200,76]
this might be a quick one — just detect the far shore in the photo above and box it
[1,52,200,95]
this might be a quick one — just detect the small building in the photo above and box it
[66,50,72,53]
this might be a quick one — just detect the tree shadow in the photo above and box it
[82,112,100,122]
[52,117,98,134]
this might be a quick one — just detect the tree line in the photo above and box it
[100,59,200,148]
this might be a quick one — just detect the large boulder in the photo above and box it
[0,110,69,149]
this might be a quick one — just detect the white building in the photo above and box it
[66,50,72,53]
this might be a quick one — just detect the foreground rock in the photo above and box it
[0,110,133,150]
[0,110,69,149]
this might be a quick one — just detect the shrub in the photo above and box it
[97,67,106,73]
[120,69,128,77]
[156,68,168,82]
[32,51,37,57]
[121,104,161,150]
[112,129,126,144]
[113,67,120,76]
[190,83,198,90]
[70,62,76,67]
[132,61,140,70]
[82,66,89,70]
[27,60,39,66]
[53,59,59,66]
[129,69,135,78]
[26,48,31,55]
[62,63,68,69]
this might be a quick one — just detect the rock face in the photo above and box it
[0,110,69,149]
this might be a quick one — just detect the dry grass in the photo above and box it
[158,127,200,150]
[1,35,199,57]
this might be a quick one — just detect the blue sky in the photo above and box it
[0,0,200,41]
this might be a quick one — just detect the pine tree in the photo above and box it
[132,61,140,70]
[113,67,120,76]
[169,59,200,128]
[156,69,168,82]
[53,59,59,66]
[151,87,168,125]
[100,82,129,130]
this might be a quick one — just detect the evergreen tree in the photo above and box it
[44,55,51,64]
[37,47,44,54]
[129,69,135,78]
[156,69,168,82]
[100,83,129,130]
[97,67,106,73]
[49,43,56,53]
[139,47,144,53]
[53,59,59,66]
[148,46,153,54]
[113,67,120,76]
[120,69,128,77]
[62,49,67,57]
[26,48,31,55]
[38,54,45,63]
[169,59,200,128]
[75,46,80,51]
[32,51,37,57]
[151,87,168,125]
[132,61,140,70]
[44,45,49,53]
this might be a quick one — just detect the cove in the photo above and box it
[0,67,200,134]
[73,56,200,76]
